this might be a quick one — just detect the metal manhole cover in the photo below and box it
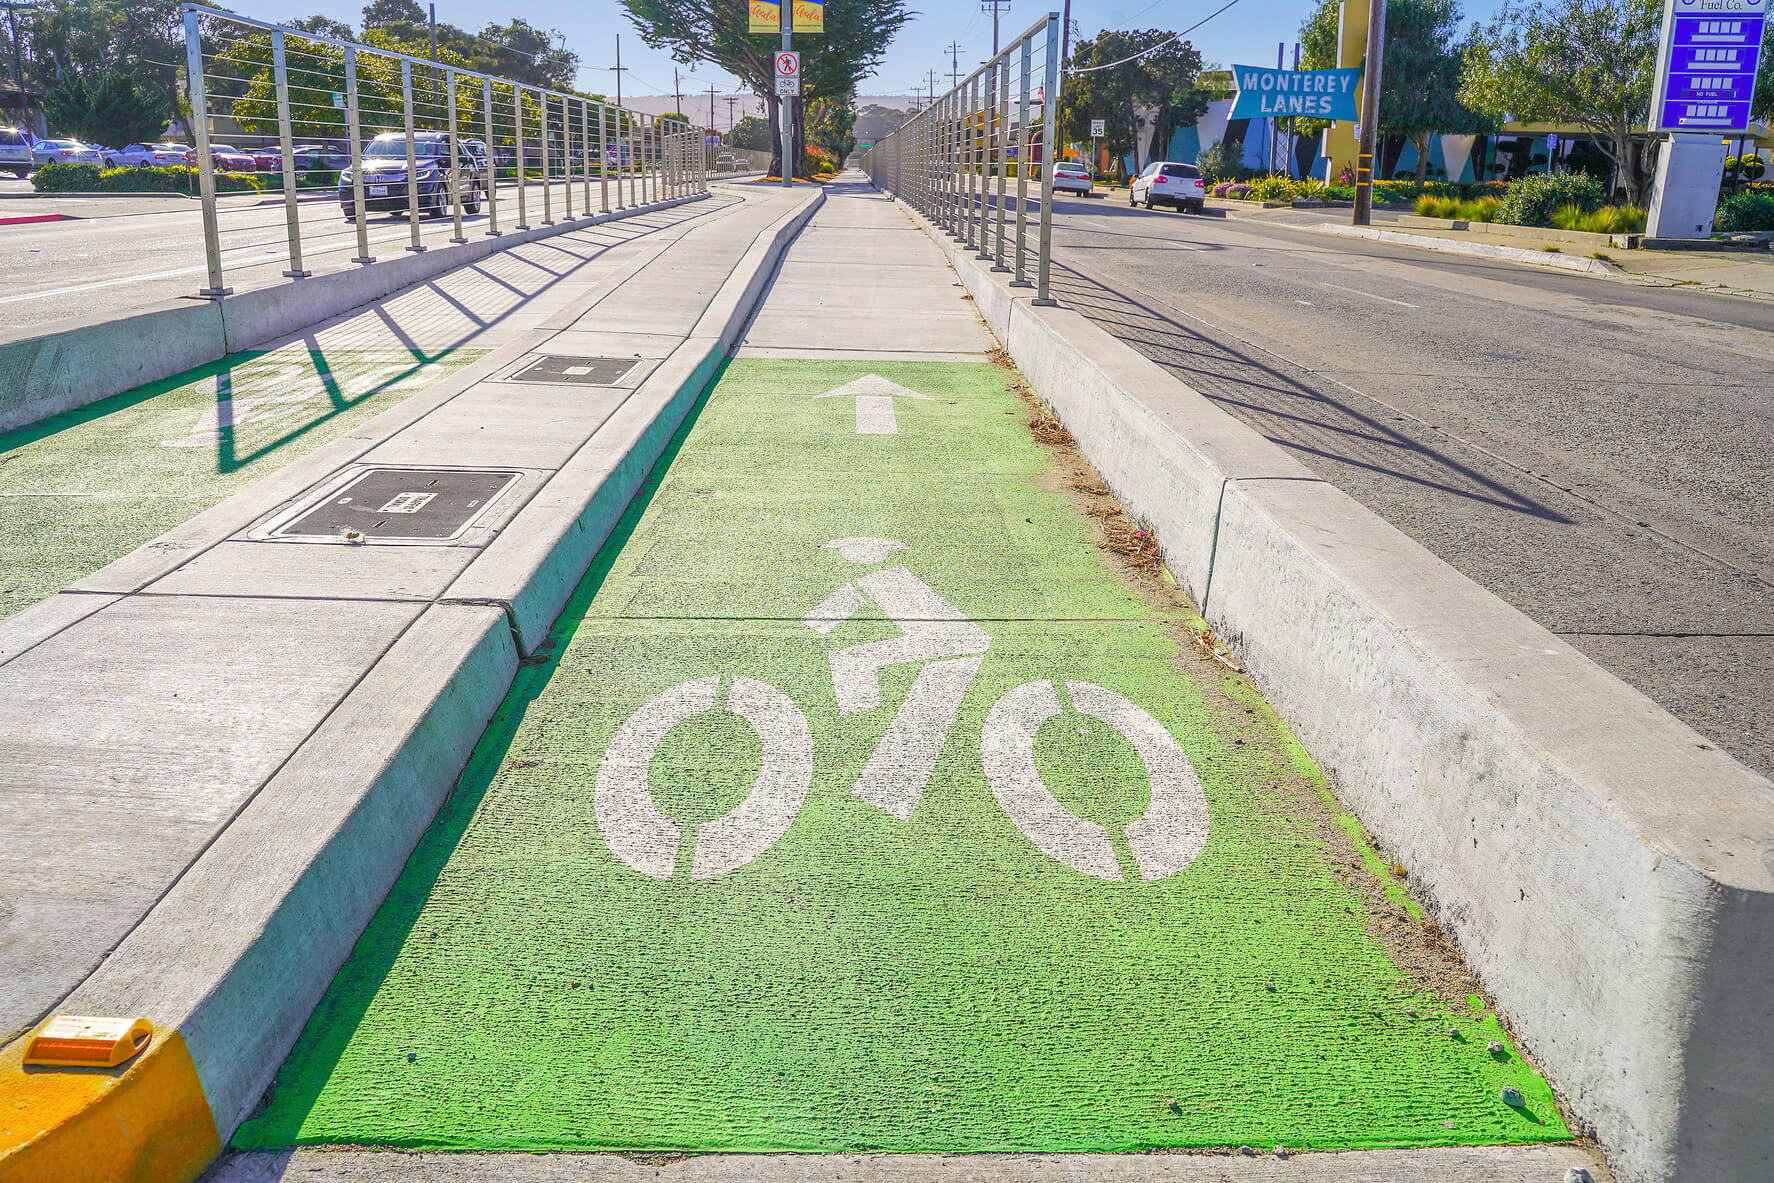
[272,468,521,542]
[506,355,640,386]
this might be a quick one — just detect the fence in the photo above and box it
[711,146,773,175]
[180,4,706,298]
[859,13,1062,304]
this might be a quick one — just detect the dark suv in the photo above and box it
[340,132,487,219]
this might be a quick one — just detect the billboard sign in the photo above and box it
[1230,65,1364,121]
[1650,0,1769,133]
[794,0,824,33]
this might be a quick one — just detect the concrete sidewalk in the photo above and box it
[0,179,820,1181]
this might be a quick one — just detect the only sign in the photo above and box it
[775,51,801,97]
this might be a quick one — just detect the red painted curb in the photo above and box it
[0,213,70,226]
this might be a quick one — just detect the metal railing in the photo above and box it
[859,12,1061,305]
[710,146,773,175]
[180,4,706,298]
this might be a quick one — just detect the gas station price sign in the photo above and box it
[1651,0,1769,133]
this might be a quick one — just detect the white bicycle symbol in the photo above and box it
[594,538,1211,883]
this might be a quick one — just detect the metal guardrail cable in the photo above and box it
[178,2,704,299]
[862,12,1060,304]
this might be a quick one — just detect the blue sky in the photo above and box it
[229,0,1508,101]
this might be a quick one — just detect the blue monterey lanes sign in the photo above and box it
[1230,65,1363,120]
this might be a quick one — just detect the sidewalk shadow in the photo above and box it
[1046,258,1572,522]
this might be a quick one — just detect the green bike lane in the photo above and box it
[234,354,1570,1156]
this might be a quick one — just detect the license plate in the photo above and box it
[369,185,388,196]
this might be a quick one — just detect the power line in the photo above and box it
[1067,0,1247,74]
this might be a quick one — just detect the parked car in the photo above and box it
[1051,160,1094,196]
[31,138,102,167]
[1130,160,1205,213]
[714,153,738,172]
[340,131,486,219]
[108,142,191,168]
[0,125,31,177]
[189,144,258,172]
[256,145,352,174]
[253,145,282,170]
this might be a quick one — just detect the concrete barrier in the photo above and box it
[893,194,1774,1183]
[0,193,711,436]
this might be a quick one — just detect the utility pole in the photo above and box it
[925,69,938,109]
[983,1,1012,56]
[707,84,718,134]
[428,3,437,60]
[1062,0,1073,66]
[946,41,963,89]
[611,34,627,109]
[725,95,738,131]
[1352,0,1387,225]
[673,67,682,116]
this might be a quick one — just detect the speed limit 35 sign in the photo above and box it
[775,51,801,97]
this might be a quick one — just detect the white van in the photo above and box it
[0,127,31,178]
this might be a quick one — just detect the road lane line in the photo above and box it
[1318,280,1417,307]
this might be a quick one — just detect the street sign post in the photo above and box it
[1090,118,1105,137]
[776,9,797,189]
[1646,0,1768,236]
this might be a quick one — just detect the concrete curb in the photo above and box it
[0,192,711,436]
[1313,222,1623,273]
[890,193,1774,1183]
[0,186,823,1182]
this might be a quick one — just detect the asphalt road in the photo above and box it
[1046,194,1774,779]
[0,173,692,340]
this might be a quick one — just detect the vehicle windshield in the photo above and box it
[1160,164,1199,178]
[48,140,80,149]
[211,145,242,153]
[0,129,24,146]
[365,138,444,158]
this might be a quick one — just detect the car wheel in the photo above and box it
[1143,195,1154,209]
[341,204,356,222]
[1128,191,1136,206]
[464,181,483,215]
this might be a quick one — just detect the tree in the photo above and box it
[1460,0,1662,203]
[474,19,577,91]
[42,71,173,145]
[1755,20,1774,124]
[361,0,424,31]
[288,15,356,40]
[619,0,911,178]
[1061,30,1210,176]
[1381,0,1494,183]
[807,95,856,162]
[728,114,771,150]
[25,0,187,137]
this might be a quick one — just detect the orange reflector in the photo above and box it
[23,1017,153,1068]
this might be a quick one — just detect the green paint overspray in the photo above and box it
[235,359,1568,1154]
[0,346,479,620]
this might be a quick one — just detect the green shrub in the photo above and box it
[1496,171,1606,227]
[1195,141,1236,184]
[1464,196,1501,222]
[1714,190,1774,232]
[30,162,102,191]
[1246,175,1297,201]
[1551,203,1648,234]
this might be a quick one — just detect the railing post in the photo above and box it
[483,78,500,235]
[598,102,611,212]
[562,95,575,220]
[400,59,424,252]
[447,69,467,243]
[344,46,373,263]
[270,30,309,277]
[1035,13,1060,306]
[514,86,530,229]
[993,54,1011,272]
[541,90,555,225]
[1013,34,1034,288]
[183,8,229,297]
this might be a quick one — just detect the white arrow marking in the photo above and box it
[814,374,933,435]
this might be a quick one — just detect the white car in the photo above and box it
[1131,160,1206,213]
[0,126,30,177]
[108,142,191,168]
[31,138,102,167]
[1051,160,1094,195]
